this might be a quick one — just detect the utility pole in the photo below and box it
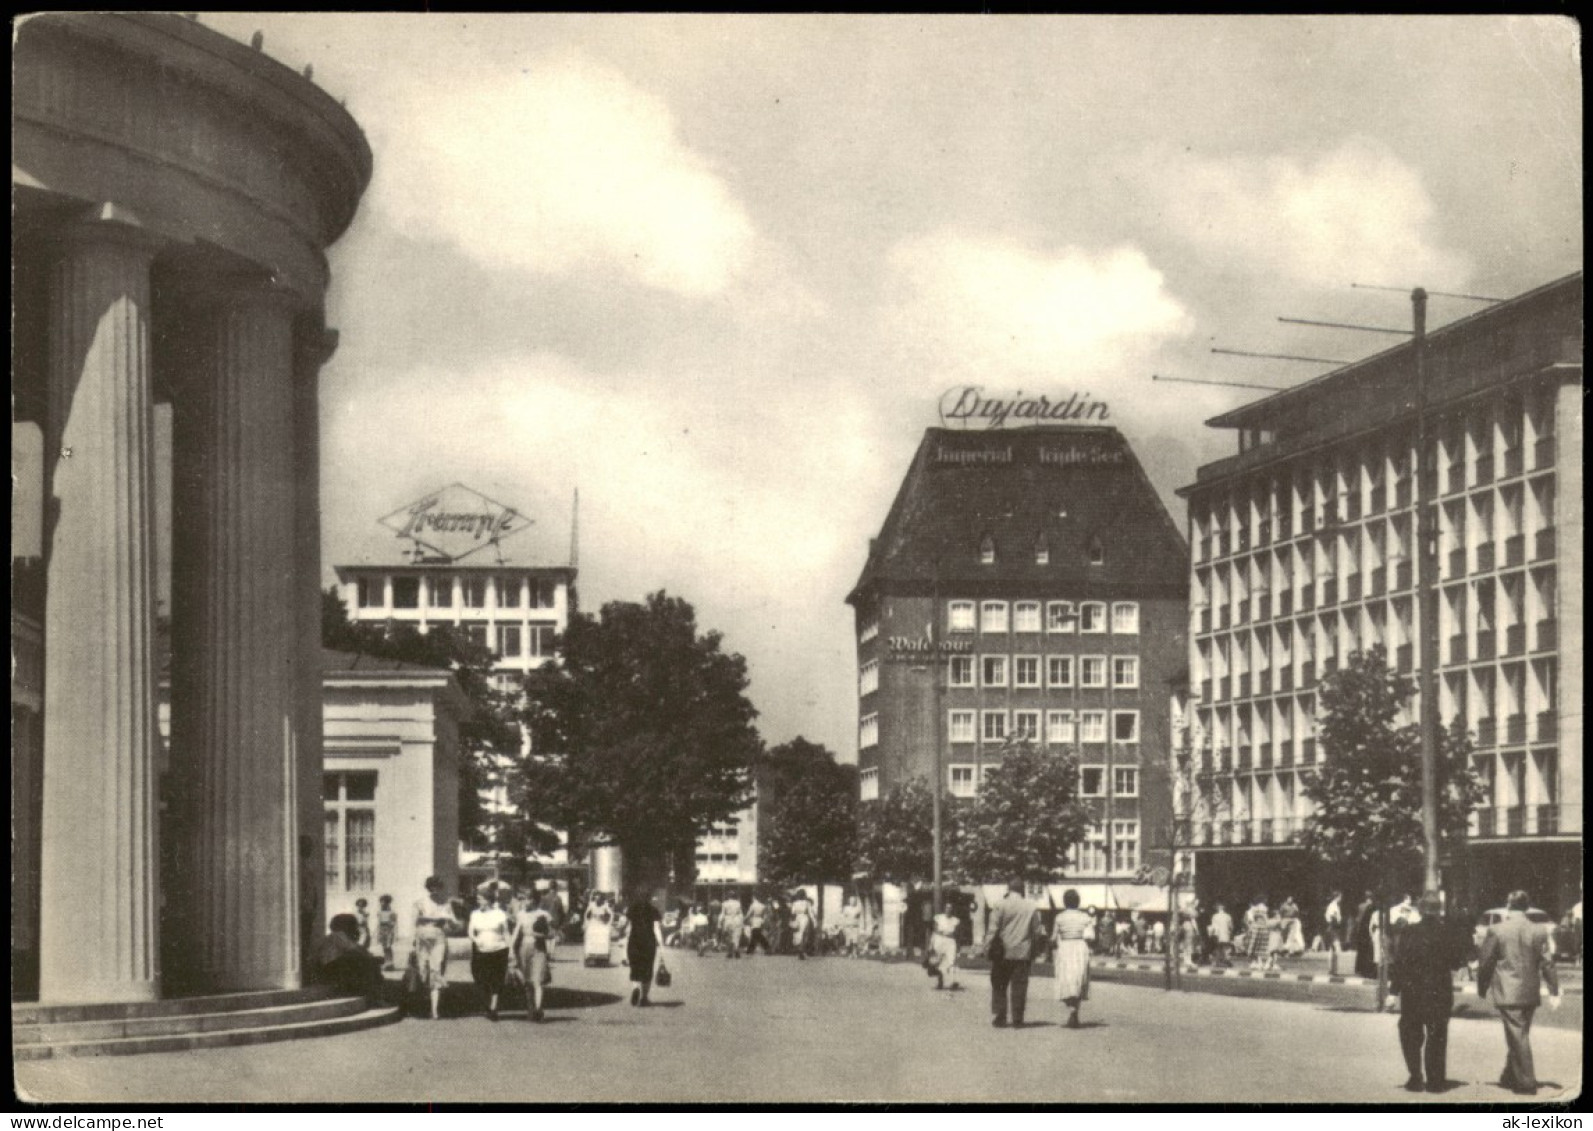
[930,564,944,917]
[1413,287,1443,894]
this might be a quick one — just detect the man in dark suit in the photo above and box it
[1478,889,1562,1095]
[985,879,1039,1028]
[1389,891,1468,1092]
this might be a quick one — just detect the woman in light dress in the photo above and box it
[412,875,461,1020]
[510,898,553,1022]
[1051,889,1094,1028]
[928,906,961,990]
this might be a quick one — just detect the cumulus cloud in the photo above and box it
[1129,138,1473,287]
[366,53,756,296]
[880,231,1193,384]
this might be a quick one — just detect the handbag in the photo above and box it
[654,961,672,988]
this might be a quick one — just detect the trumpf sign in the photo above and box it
[380,483,529,563]
[939,385,1110,429]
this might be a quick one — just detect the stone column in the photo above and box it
[169,278,303,991]
[293,314,338,979]
[39,219,162,1004]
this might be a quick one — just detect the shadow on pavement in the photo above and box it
[544,987,625,1010]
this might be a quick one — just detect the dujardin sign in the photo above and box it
[938,385,1110,429]
[380,483,529,562]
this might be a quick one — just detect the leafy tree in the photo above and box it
[515,591,762,898]
[758,739,858,922]
[855,777,954,886]
[951,741,1092,885]
[322,587,523,846]
[1300,645,1481,891]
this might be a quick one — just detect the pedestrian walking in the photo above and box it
[376,893,398,971]
[1208,902,1233,967]
[745,894,771,955]
[1352,890,1379,979]
[1323,890,1345,975]
[1050,889,1092,1029]
[411,875,460,1020]
[1244,896,1271,970]
[928,905,960,991]
[1389,891,1468,1093]
[790,891,816,959]
[510,898,554,1022]
[469,883,513,1021]
[626,891,665,1006]
[1477,889,1562,1096]
[840,897,863,957]
[720,894,745,959]
[985,880,1039,1029]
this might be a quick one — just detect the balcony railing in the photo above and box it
[1448,633,1467,663]
[1505,623,1525,655]
[1279,743,1294,768]
[1218,676,1231,701]
[1237,745,1252,771]
[1395,479,1412,508]
[1447,548,1467,578]
[1534,435,1556,470]
[1345,574,1360,601]
[1533,804,1560,835]
[1396,561,1413,591]
[1536,618,1557,652]
[1396,644,1413,671]
[1278,515,1293,540]
[1300,588,1316,611]
[1475,804,1570,837]
[1301,661,1315,686]
[1505,714,1527,745]
[1474,806,1496,836]
[1476,717,1497,747]
[1369,488,1386,515]
[1259,743,1273,770]
[1344,495,1362,521]
[1322,656,1339,677]
[1278,590,1293,616]
[1218,606,1231,629]
[1236,604,1250,626]
[1236,821,1253,845]
[1505,806,1526,836]
[1536,710,1557,743]
[1475,629,1495,661]
[1238,674,1251,698]
[1322,578,1338,605]
[1257,595,1271,621]
[1444,466,1466,495]
[1302,737,1316,762]
[1475,454,1494,486]
[1476,543,1495,573]
[1503,447,1523,478]
[1201,678,1214,703]
[1199,609,1212,634]
[1278,667,1294,692]
[1369,567,1385,597]
[1259,818,1273,843]
[1535,527,1556,561]
[1258,670,1272,696]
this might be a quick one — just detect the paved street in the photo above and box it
[15,944,1582,1106]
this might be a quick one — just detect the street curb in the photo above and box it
[1091,958,1583,995]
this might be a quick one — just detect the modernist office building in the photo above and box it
[848,426,1189,889]
[12,13,370,1003]
[1179,272,1582,915]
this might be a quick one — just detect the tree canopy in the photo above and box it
[321,587,522,845]
[515,591,762,895]
[855,777,952,886]
[952,741,1092,884]
[758,738,858,891]
[1300,646,1482,894]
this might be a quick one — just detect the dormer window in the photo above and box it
[979,534,996,565]
[1088,537,1105,566]
[1034,534,1050,565]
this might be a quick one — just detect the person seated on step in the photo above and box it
[314,913,385,997]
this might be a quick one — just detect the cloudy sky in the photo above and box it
[200,13,1581,760]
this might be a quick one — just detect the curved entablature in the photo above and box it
[13,12,372,305]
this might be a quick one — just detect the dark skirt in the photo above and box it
[471,946,510,994]
[628,941,657,984]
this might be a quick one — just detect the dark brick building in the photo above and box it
[847,425,1189,883]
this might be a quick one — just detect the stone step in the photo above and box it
[13,985,335,1026]
[14,1004,401,1060]
[14,994,368,1045]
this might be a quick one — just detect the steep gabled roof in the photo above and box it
[849,426,1187,602]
